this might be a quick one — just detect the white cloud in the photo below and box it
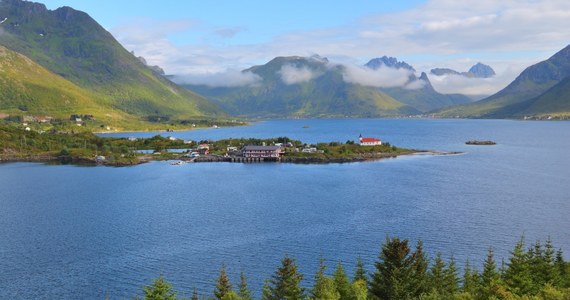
[171,70,261,88]
[109,0,570,93]
[278,64,319,85]
[428,65,523,95]
[342,65,412,88]
[404,79,427,90]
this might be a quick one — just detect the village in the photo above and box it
[152,135,400,165]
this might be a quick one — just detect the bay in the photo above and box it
[1,119,569,299]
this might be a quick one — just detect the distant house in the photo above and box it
[198,144,210,155]
[359,135,382,146]
[241,145,283,158]
[301,147,317,153]
[168,136,177,141]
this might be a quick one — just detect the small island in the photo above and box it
[0,124,458,166]
[465,140,497,145]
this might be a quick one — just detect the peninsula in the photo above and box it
[0,124,451,166]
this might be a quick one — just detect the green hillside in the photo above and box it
[0,0,225,129]
[0,45,105,115]
[493,76,570,118]
[186,56,418,118]
[437,44,570,118]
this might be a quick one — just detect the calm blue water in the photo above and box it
[1,119,569,299]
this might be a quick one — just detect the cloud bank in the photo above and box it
[278,64,319,85]
[342,65,412,88]
[172,70,261,88]
[428,66,522,95]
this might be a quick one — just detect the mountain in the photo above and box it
[430,63,495,78]
[364,57,473,112]
[468,63,496,78]
[437,44,570,118]
[0,45,107,116]
[365,56,415,72]
[184,56,419,118]
[0,0,224,128]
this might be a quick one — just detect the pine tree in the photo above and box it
[238,271,253,300]
[353,257,367,284]
[429,252,446,294]
[214,264,233,300]
[409,240,429,296]
[462,260,480,295]
[268,255,306,300]
[543,237,560,286]
[333,261,351,300]
[555,249,569,288]
[318,277,340,300]
[311,257,328,299]
[370,236,414,300]
[443,256,459,296]
[479,247,500,300]
[261,279,272,300]
[504,236,533,295]
[143,275,178,300]
[350,280,367,300]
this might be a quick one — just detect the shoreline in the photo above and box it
[0,150,463,167]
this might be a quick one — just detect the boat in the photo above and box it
[170,161,186,165]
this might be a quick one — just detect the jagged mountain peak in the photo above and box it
[365,56,416,72]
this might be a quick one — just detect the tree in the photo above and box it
[429,252,446,294]
[311,257,328,299]
[370,237,415,300]
[409,240,429,297]
[333,261,351,300]
[268,255,306,300]
[555,249,569,288]
[262,279,272,300]
[479,247,500,300]
[443,256,460,296]
[350,280,368,300]
[238,271,253,300]
[142,275,178,300]
[462,260,480,295]
[191,288,199,300]
[353,257,367,284]
[504,237,533,295]
[214,264,233,300]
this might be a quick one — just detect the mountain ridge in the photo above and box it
[0,0,225,129]
[436,44,570,118]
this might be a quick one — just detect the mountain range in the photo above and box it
[182,56,476,118]
[431,63,496,78]
[183,56,419,118]
[0,0,224,129]
[437,44,570,118]
[0,0,569,124]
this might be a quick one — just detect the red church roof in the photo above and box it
[360,137,381,143]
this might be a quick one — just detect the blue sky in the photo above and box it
[39,0,570,94]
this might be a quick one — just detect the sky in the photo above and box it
[39,0,570,95]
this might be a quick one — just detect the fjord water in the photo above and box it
[1,119,569,299]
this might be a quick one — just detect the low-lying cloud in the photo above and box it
[404,79,427,90]
[342,65,413,88]
[278,64,319,85]
[428,66,522,95]
[172,70,261,88]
